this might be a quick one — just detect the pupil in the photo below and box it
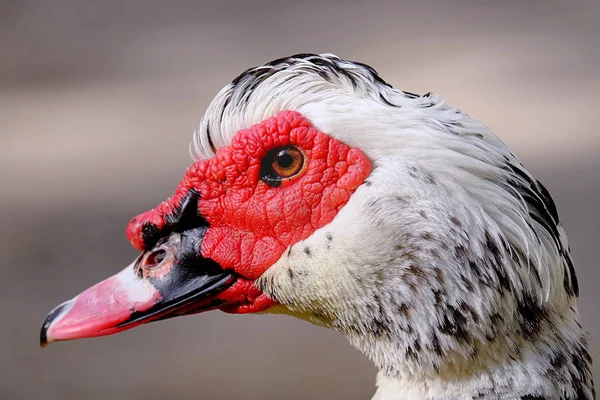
[277,151,294,168]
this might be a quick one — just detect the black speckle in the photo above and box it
[433,267,446,285]
[407,165,436,184]
[380,93,401,108]
[468,260,482,280]
[287,267,294,280]
[450,216,462,227]
[421,232,434,241]
[326,234,333,241]
[485,231,512,292]
[440,303,472,345]
[550,352,567,370]
[490,312,504,326]
[460,273,474,291]
[517,291,548,340]
[141,222,160,247]
[412,337,422,352]
[408,264,426,278]
[454,245,468,261]
[398,303,410,317]
[431,334,443,356]
[485,231,502,265]
[485,312,504,342]
[403,90,420,99]
[461,301,479,324]
[432,289,445,306]
[304,246,311,256]
[567,342,595,400]
[402,264,427,292]
[205,125,217,154]
[406,346,418,361]
[564,254,579,298]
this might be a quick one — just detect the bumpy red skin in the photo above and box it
[126,111,372,313]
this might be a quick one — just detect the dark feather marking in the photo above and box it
[505,163,578,297]
[500,236,542,287]
[142,190,207,248]
[380,93,401,108]
[164,190,208,233]
[440,303,473,345]
[402,90,420,99]
[205,125,217,154]
[517,291,549,340]
[485,231,512,293]
[225,53,402,122]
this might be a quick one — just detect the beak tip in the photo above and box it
[40,312,53,348]
[39,299,74,349]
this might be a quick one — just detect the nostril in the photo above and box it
[145,249,167,269]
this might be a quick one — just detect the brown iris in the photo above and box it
[260,146,305,187]
[272,147,303,177]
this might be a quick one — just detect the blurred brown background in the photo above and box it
[1,1,599,399]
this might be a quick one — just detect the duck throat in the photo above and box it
[372,346,594,399]
[356,320,595,400]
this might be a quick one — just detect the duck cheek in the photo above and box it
[200,227,287,279]
[216,278,279,314]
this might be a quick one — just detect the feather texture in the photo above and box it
[192,54,593,399]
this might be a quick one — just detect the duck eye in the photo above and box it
[260,146,304,186]
[272,147,303,177]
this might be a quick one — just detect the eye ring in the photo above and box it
[260,146,305,187]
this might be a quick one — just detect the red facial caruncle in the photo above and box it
[40,110,372,345]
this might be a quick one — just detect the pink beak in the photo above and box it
[40,230,235,346]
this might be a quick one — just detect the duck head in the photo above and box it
[41,54,594,399]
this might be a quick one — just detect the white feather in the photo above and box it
[192,54,592,399]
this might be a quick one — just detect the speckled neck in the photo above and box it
[370,333,595,400]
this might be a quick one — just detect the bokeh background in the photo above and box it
[1,1,599,399]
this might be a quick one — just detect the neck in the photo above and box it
[369,328,594,400]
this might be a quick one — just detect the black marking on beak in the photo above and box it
[142,189,208,249]
[119,226,236,328]
[117,274,234,328]
[40,301,73,347]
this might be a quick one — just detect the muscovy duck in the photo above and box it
[41,53,595,400]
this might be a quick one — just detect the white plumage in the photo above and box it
[40,53,594,399]
[192,54,594,399]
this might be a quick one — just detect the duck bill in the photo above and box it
[40,232,235,347]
